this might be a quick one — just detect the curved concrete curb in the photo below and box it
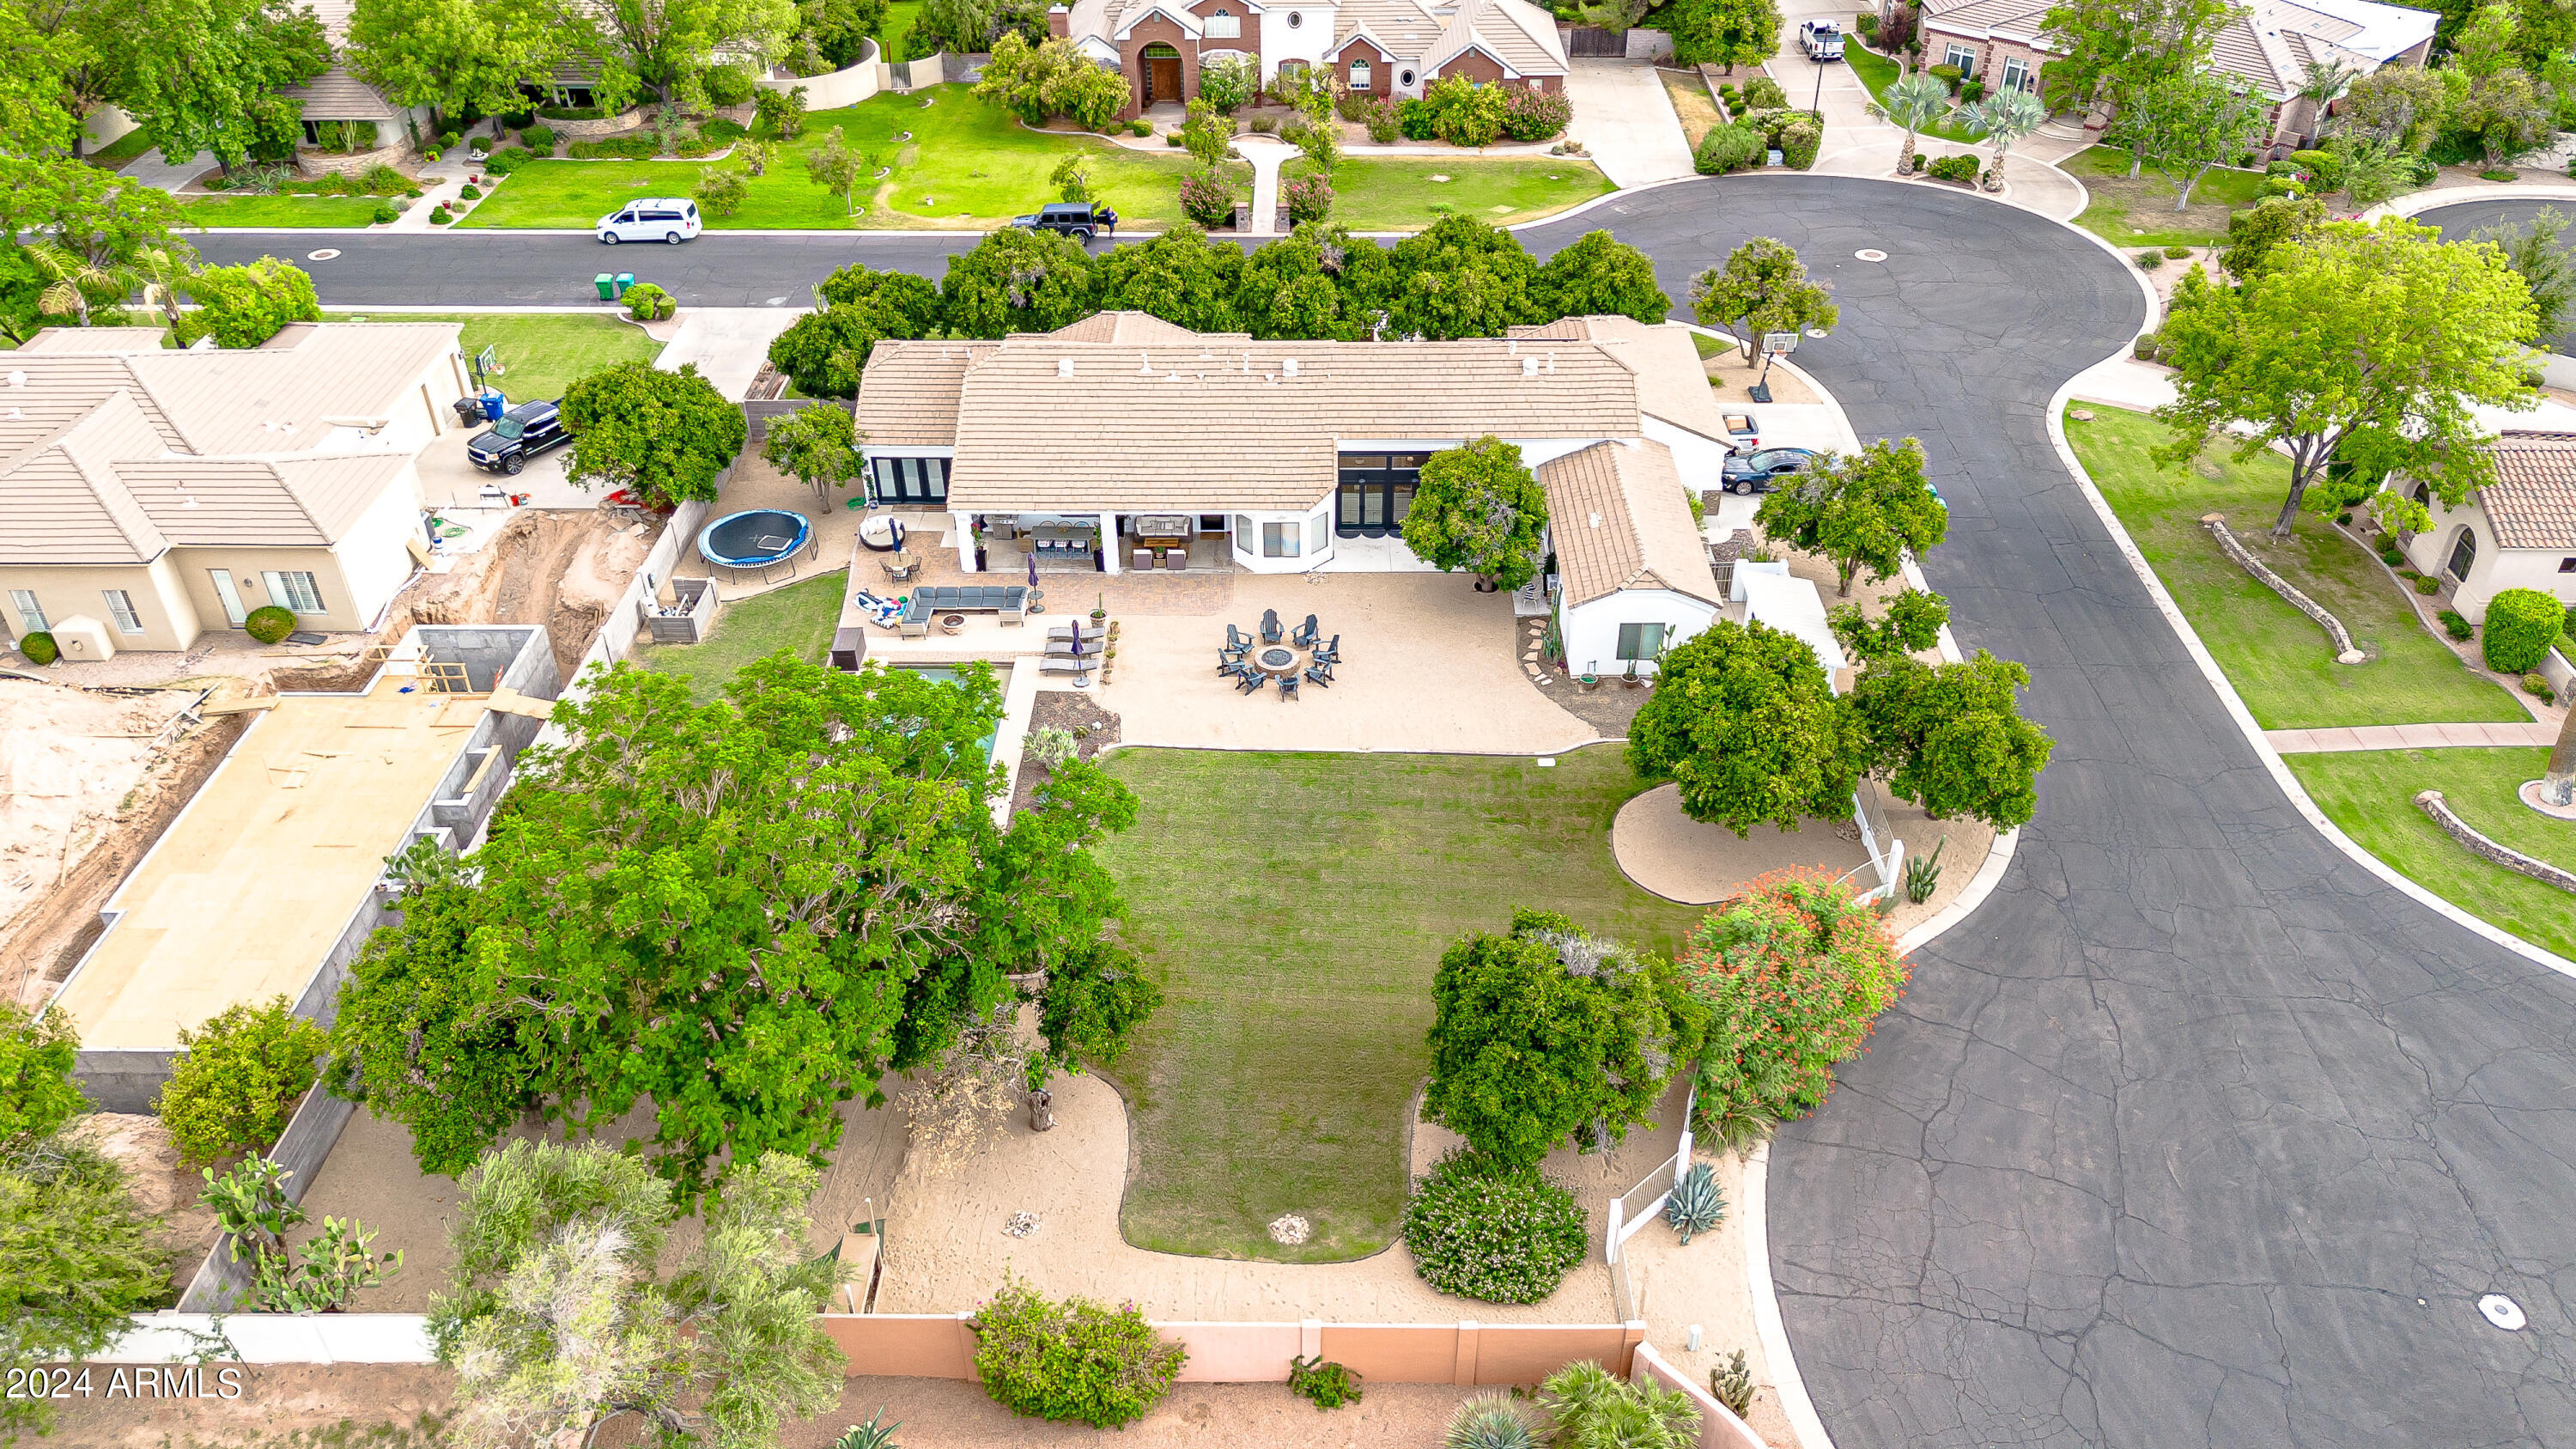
[2375,180,2576,220]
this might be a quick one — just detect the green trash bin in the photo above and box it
[594,272,616,301]
[614,272,635,298]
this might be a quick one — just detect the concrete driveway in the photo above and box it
[1564,60,1698,189]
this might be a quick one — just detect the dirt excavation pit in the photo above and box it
[0,680,252,1008]
[383,509,655,683]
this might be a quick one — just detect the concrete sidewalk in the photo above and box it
[2269,721,2562,752]
[1564,60,1697,189]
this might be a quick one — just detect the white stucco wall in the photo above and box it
[1558,588,1718,678]
[2402,494,2576,623]
[1642,417,1732,492]
[329,466,431,627]
[1260,4,1334,80]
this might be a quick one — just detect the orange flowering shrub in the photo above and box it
[1679,868,1909,1150]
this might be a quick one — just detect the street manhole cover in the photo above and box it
[2480,1294,2527,1330]
[306,248,341,261]
[1855,248,1887,262]
[1805,327,1830,337]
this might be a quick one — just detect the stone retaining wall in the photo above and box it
[2416,789,2576,893]
[2205,514,2364,663]
[300,140,411,178]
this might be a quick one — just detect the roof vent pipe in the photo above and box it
[1522,356,1539,378]
[1058,357,1075,378]
[1283,357,1300,377]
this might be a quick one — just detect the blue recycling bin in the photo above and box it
[478,388,505,421]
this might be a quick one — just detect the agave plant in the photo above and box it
[1868,70,1954,177]
[1662,1160,1727,1245]
[1904,837,1947,904]
[834,1406,902,1449]
[1445,1392,1538,1449]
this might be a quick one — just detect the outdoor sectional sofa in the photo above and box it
[898,585,1030,636]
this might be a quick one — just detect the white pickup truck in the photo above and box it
[1797,18,1845,59]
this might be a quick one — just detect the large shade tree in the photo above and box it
[1534,229,1671,325]
[121,0,331,171]
[1626,618,1862,835]
[1752,436,1947,597]
[1388,214,1541,340]
[1421,909,1708,1167]
[560,360,747,507]
[561,0,799,109]
[1398,434,1549,590]
[1690,237,1836,361]
[333,657,1154,1198]
[346,0,559,135]
[2154,218,2539,538]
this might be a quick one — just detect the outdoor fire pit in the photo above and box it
[939,613,967,636]
[1255,646,1299,676]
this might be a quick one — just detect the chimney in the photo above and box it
[1048,3,1069,37]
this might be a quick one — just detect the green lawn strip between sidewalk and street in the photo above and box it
[1096,746,1703,1264]
[89,122,159,168]
[632,570,848,703]
[2071,405,2528,729]
[177,193,391,228]
[2285,746,2576,963]
[1285,156,1613,230]
[322,311,663,404]
[2066,143,2267,249]
[461,86,1196,231]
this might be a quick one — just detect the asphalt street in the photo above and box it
[213,182,2576,1446]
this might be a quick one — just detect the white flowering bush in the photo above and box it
[1402,1148,1586,1304]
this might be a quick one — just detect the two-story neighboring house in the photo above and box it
[0,323,473,656]
[1049,0,1566,118]
[1899,0,2436,160]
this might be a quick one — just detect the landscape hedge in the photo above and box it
[2482,588,2565,673]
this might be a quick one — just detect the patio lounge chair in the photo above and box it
[1279,673,1300,701]
[1291,613,1319,648]
[1261,608,1283,644]
[1302,661,1333,688]
[1226,624,1252,654]
[1218,656,1252,679]
[1047,642,1097,659]
[1310,633,1340,664]
[1236,669,1268,694]
[1038,656,1097,677]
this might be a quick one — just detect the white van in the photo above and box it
[596,198,702,245]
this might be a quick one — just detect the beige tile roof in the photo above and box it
[1539,440,1722,607]
[2476,431,2576,549]
[1018,313,1244,345]
[109,453,414,548]
[1424,0,1566,76]
[283,64,403,121]
[1510,316,1728,444]
[0,322,459,565]
[16,327,179,356]
[854,340,997,450]
[908,316,1652,511]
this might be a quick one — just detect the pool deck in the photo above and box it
[49,673,482,1050]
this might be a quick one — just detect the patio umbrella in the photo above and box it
[1026,551,1039,589]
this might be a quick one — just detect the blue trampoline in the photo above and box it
[697,508,814,577]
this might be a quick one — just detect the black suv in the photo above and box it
[1009,201,1118,242]
[465,399,568,475]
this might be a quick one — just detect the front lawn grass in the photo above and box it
[90,122,158,168]
[1287,156,1613,230]
[875,0,921,62]
[2284,747,2576,962]
[177,193,387,228]
[2066,144,2266,249]
[461,85,1198,230]
[320,311,662,403]
[2071,405,2526,728]
[631,569,846,703]
[1844,44,1981,144]
[1095,746,1704,1263]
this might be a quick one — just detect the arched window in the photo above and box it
[2445,526,2477,582]
[1205,6,1239,37]
[1350,58,1372,89]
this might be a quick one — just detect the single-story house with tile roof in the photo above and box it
[1540,440,1725,677]
[277,0,436,155]
[2396,431,2576,623]
[852,309,1735,577]
[1898,0,2435,159]
[1050,0,1564,119]
[0,322,473,654]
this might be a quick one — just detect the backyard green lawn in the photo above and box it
[2286,747,2576,962]
[631,569,846,703]
[1284,156,1612,230]
[2071,405,2526,729]
[463,85,1198,231]
[875,0,921,62]
[321,311,662,403]
[1095,746,1704,1263]
[178,193,388,228]
[2066,144,2267,249]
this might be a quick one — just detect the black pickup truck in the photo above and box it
[465,399,569,475]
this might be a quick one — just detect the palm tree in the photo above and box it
[2296,57,2360,108]
[1868,70,1954,176]
[131,246,199,331]
[1954,88,2046,190]
[25,241,139,328]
